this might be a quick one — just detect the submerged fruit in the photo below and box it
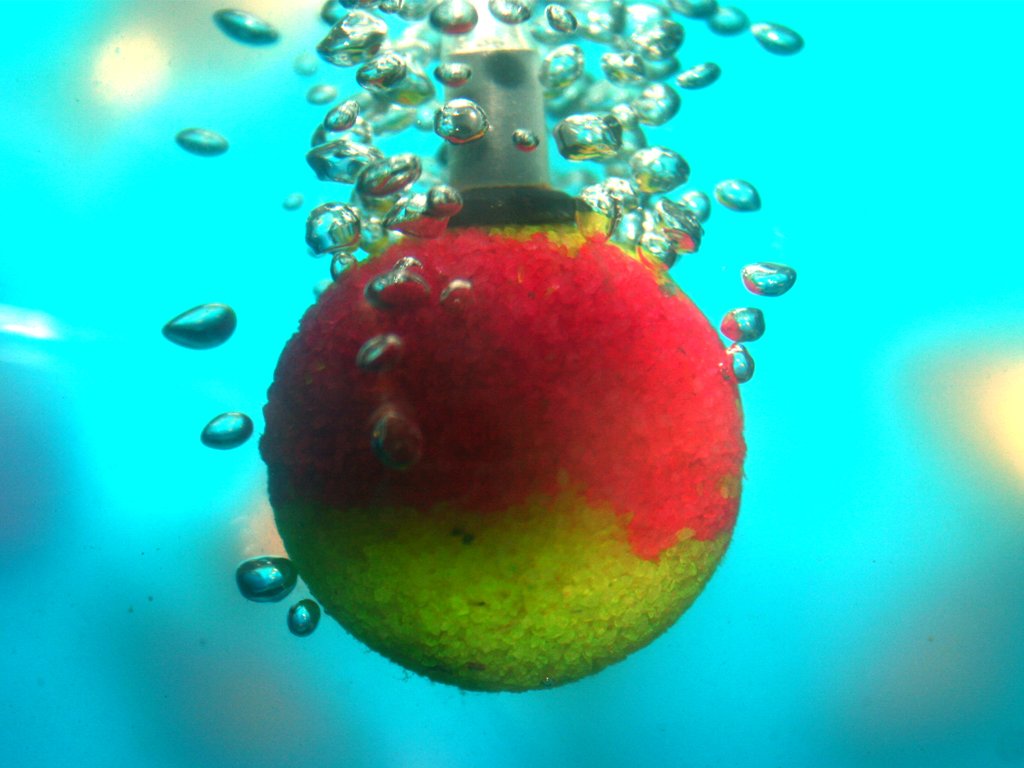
[260,225,745,691]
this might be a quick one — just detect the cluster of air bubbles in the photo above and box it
[292,0,803,376]
[236,556,325,637]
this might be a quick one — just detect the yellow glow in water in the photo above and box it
[93,33,170,107]
[978,363,1024,488]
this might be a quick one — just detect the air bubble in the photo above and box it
[307,84,339,105]
[356,333,404,372]
[638,232,679,269]
[200,412,254,449]
[356,154,422,197]
[629,146,689,193]
[708,6,748,35]
[602,176,640,211]
[317,10,388,66]
[675,62,720,90]
[162,304,236,349]
[512,128,540,151]
[715,179,761,211]
[426,184,464,217]
[434,99,489,143]
[631,82,680,126]
[654,198,702,253]
[236,556,297,603]
[576,0,626,43]
[212,9,280,46]
[440,278,473,308]
[294,52,318,76]
[306,139,383,183]
[288,600,322,637]
[435,62,472,87]
[576,184,620,238]
[331,252,358,280]
[489,0,532,24]
[741,262,797,297]
[680,189,711,222]
[720,307,765,342]
[726,343,754,383]
[751,22,804,55]
[539,44,585,91]
[357,52,408,91]
[283,192,304,210]
[430,0,479,34]
[601,52,646,85]
[324,100,360,132]
[365,263,432,307]
[306,203,362,254]
[371,407,424,469]
[630,18,684,61]
[175,128,228,157]
[382,194,448,237]
[545,4,577,33]
[553,113,622,160]
[670,0,718,18]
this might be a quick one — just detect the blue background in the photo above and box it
[2,2,1022,766]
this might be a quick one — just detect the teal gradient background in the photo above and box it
[1,2,1022,766]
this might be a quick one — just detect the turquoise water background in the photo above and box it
[2,2,1023,766]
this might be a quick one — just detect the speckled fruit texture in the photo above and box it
[260,225,745,691]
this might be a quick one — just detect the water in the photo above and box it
[3,2,1024,767]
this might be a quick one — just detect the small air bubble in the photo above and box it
[630,18,683,61]
[553,113,622,160]
[324,100,360,132]
[356,333,404,372]
[294,51,318,76]
[630,146,690,193]
[751,22,804,55]
[720,307,765,342]
[680,190,711,222]
[539,44,585,91]
[175,128,228,157]
[435,62,472,87]
[741,262,797,297]
[306,203,362,254]
[440,278,473,309]
[356,154,422,197]
[200,412,254,449]
[236,556,297,602]
[288,599,322,637]
[430,0,479,34]
[545,4,577,33]
[162,304,236,349]
[282,193,304,210]
[631,83,680,126]
[317,10,388,66]
[676,62,720,90]
[708,6,748,35]
[715,179,761,211]
[489,0,532,25]
[512,128,540,151]
[726,343,754,383]
[307,84,339,105]
[212,9,280,46]
[356,52,408,91]
[331,252,358,280]
[434,98,489,143]
[371,407,424,469]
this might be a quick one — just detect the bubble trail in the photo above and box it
[162,303,236,349]
[236,557,298,602]
[175,128,228,157]
[212,9,280,46]
[288,600,322,636]
[200,412,254,449]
